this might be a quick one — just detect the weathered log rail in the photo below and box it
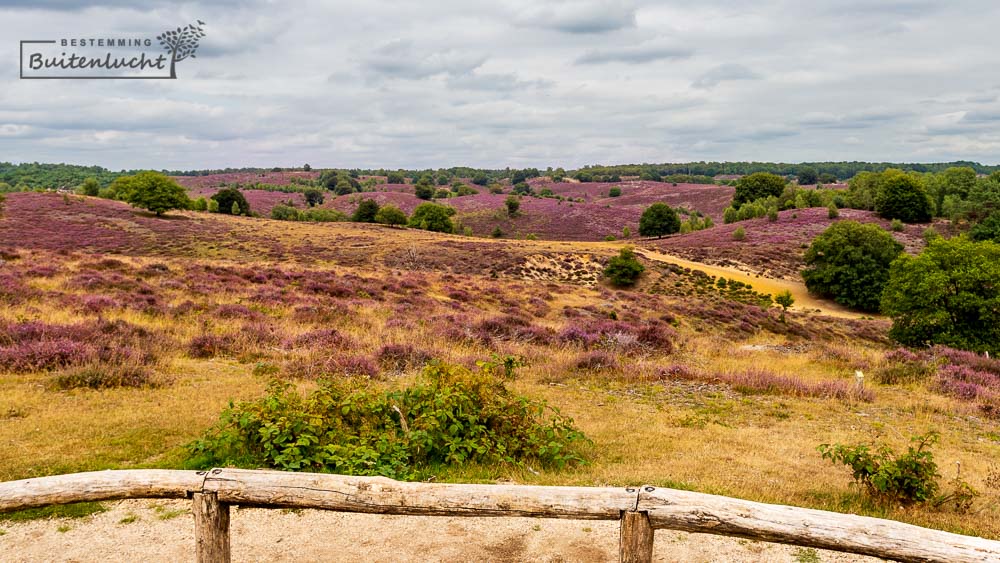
[2,469,999,562]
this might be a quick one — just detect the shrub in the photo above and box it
[505,195,520,217]
[491,227,503,238]
[414,182,435,200]
[408,203,455,233]
[303,188,325,207]
[270,204,299,221]
[352,199,380,223]
[300,208,348,222]
[386,171,406,184]
[207,199,220,213]
[818,432,941,505]
[376,344,432,372]
[574,351,619,371]
[211,188,250,216]
[50,364,158,390]
[890,219,904,232]
[191,197,207,211]
[882,238,1000,353]
[186,360,589,478]
[733,172,786,206]
[802,221,903,312]
[603,247,644,286]
[639,203,680,238]
[827,203,839,219]
[374,205,407,227]
[608,187,622,197]
[723,206,738,224]
[732,226,746,241]
[970,212,1000,243]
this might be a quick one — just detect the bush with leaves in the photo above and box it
[733,172,786,206]
[408,202,455,233]
[875,172,933,223]
[185,360,588,479]
[802,221,903,312]
[352,198,380,223]
[117,171,191,216]
[604,247,645,286]
[374,204,407,227]
[818,432,941,505]
[211,188,250,216]
[303,188,325,207]
[639,203,680,238]
[882,237,1000,353]
[270,204,300,221]
[970,212,1000,243]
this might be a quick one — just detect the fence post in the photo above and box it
[619,511,654,563]
[193,492,231,563]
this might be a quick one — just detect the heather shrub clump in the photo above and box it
[186,360,588,479]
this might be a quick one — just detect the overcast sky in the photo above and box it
[2,0,1000,170]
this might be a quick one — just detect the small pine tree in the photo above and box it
[604,247,645,287]
[828,203,840,219]
[207,199,220,213]
[768,207,779,222]
[775,290,795,322]
[622,226,631,238]
[231,201,240,215]
[733,226,746,241]
[723,206,738,224]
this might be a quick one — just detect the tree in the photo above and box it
[505,195,520,217]
[408,202,455,233]
[472,172,490,186]
[797,168,818,185]
[352,198,380,223]
[608,186,622,197]
[80,177,100,197]
[774,290,794,322]
[156,21,205,79]
[604,247,645,286]
[303,164,311,172]
[211,188,250,216]
[876,173,932,223]
[191,197,207,211]
[802,221,903,312]
[638,203,680,238]
[882,238,1000,353]
[374,205,407,227]
[207,199,220,213]
[387,171,406,184]
[230,201,241,215]
[733,172,786,206]
[414,181,435,200]
[970,212,1000,243]
[303,188,324,207]
[118,171,191,216]
[334,179,355,196]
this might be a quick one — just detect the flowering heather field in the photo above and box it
[1,189,999,538]
[649,207,941,279]
[171,170,319,189]
[177,176,736,241]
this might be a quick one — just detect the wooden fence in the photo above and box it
[2,468,999,562]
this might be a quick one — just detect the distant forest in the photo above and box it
[2,160,1000,190]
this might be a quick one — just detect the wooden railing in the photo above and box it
[2,468,999,562]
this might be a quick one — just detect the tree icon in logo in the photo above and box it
[157,20,206,79]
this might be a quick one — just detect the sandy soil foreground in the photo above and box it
[0,499,883,562]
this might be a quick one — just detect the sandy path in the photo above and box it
[0,499,882,562]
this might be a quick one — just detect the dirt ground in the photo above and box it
[0,499,884,562]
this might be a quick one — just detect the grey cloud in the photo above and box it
[575,41,693,65]
[516,1,635,34]
[364,39,486,79]
[446,72,552,92]
[692,63,759,89]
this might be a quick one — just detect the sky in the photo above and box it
[2,0,1000,170]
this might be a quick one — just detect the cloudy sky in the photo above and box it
[2,0,1000,170]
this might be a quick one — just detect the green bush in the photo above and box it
[211,188,250,216]
[733,172,786,206]
[185,360,588,479]
[271,204,300,221]
[970,212,1000,243]
[374,204,407,227]
[117,171,191,216]
[505,195,520,217]
[408,202,455,233]
[300,208,348,222]
[802,221,903,312]
[732,226,746,241]
[604,247,644,286]
[882,238,1000,353]
[352,199,380,222]
[608,187,622,197]
[818,432,941,505]
[639,203,680,238]
[876,173,932,223]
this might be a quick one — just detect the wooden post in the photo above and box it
[620,511,654,563]
[193,492,230,563]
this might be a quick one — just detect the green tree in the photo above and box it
[118,171,191,216]
[723,206,738,224]
[271,204,300,221]
[796,168,819,185]
[876,173,932,223]
[505,195,520,217]
[881,238,1000,353]
[970,212,1000,243]
[638,203,681,238]
[414,181,435,200]
[733,172,786,206]
[408,202,455,233]
[774,290,794,322]
[207,198,220,213]
[352,198,380,222]
[303,188,324,207]
[79,177,100,197]
[211,188,250,216]
[387,171,406,184]
[802,221,903,312]
[604,247,645,286]
[608,186,622,197]
[303,163,311,172]
[374,204,407,227]
[191,197,207,211]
